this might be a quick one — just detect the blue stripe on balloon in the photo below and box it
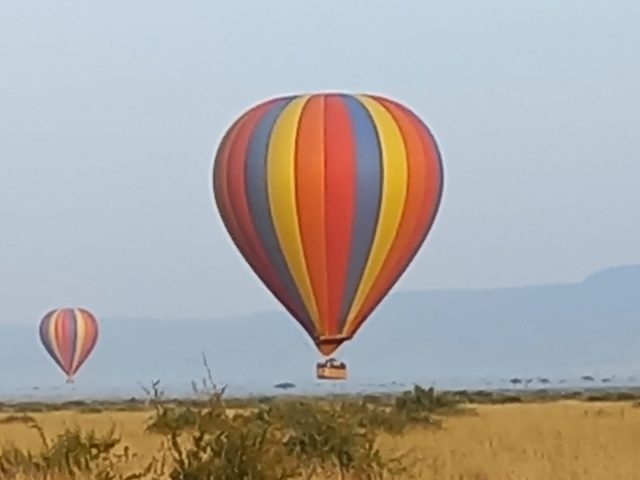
[244,97,316,334]
[336,94,383,333]
[40,311,65,371]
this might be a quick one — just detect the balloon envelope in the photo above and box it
[213,93,443,355]
[39,308,99,382]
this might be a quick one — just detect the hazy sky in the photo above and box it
[1,0,639,324]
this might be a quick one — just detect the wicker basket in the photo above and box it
[316,359,347,380]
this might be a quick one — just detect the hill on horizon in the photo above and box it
[1,264,638,397]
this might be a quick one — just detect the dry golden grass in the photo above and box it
[382,401,640,479]
[0,410,161,474]
[0,401,638,479]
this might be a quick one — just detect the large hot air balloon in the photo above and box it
[213,93,443,379]
[39,308,99,383]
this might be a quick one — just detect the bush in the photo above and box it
[1,359,463,479]
[253,400,407,478]
[0,420,143,480]
[139,357,418,479]
[394,385,466,420]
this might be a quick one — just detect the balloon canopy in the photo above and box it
[213,93,443,356]
[39,308,99,383]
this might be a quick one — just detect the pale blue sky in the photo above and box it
[1,0,638,324]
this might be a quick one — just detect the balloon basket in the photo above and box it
[65,377,75,384]
[316,358,347,380]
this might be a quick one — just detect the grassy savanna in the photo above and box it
[0,381,639,479]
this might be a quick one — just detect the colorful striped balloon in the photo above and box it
[213,93,444,356]
[39,308,99,383]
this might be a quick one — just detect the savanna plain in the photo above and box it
[0,376,638,480]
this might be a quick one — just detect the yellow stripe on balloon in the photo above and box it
[266,95,321,330]
[344,95,409,333]
[48,310,64,366]
[71,309,86,373]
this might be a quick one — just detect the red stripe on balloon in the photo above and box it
[324,95,357,336]
[295,96,329,333]
[57,310,73,373]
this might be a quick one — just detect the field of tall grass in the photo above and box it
[0,370,638,479]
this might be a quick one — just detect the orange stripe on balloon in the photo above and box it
[347,97,443,336]
[294,96,329,333]
[399,105,443,256]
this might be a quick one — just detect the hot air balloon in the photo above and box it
[39,308,99,383]
[212,93,443,379]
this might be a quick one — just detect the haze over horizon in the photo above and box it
[83,262,640,322]
[0,262,636,401]
[1,0,639,326]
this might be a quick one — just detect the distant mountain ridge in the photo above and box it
[0,265,638,398]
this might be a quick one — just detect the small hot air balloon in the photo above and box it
[39,308,99,383]
[213,93,443,379]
